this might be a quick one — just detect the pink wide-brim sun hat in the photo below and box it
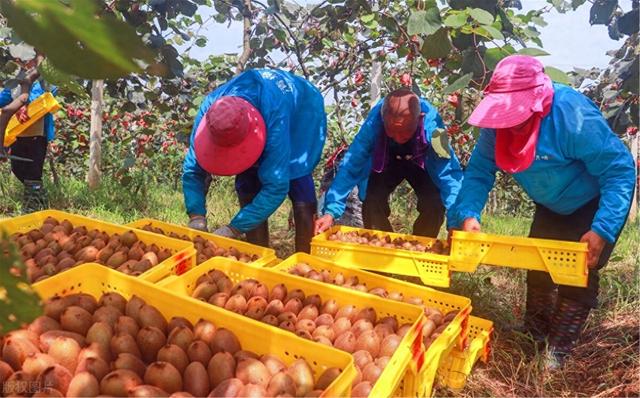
[469,55,551,129]
[194,96,266,176]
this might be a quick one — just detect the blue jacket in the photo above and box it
[0,81,56,142]
[448,83,636,242]
[323,98,464,220]
[182,69,327,232]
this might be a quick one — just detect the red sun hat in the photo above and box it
[194,96,266,176]
[469,55,551,129]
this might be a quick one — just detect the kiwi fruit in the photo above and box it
[157,344,190,374]
[37,364,73,395]
[110,332,142,358]
[167,317,194,334]
[183,362,210,397]
[210,328,241,355]
[66,371,100,397]
[115,315,140,337]
[113,352,147,378]
[47,336,81,373]
[2,336,40,370]
[207,352,236,388]
[99,369,142,397]
[286,358,314,397]
[138,305,168,333]
[27,316,61,335]
[60,306,93,335]
[193,319,217,345]
[187,340,212,365]
[128,384,170,397]
[137,326,167,363]
[144,361,183,394]
[98,292,127,312]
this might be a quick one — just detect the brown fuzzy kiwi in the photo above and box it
[192,282,219,301]
[99,369,142,397]
[38,330,85,352]
[207,352,236,388]
[128,384,170,397]
[110,333,142,359]
[125,294,147,321]
[92,305,123,328]
[210,328,241,355]
[137,326,168,363]
[120,230,139,247]
[28,316,61,335]
[0,359,14,384]
[37,364,73,395]
[66,371,100,397]
[156,317,187,347]
[75,356,110,381]
[183,362,210,397]
[113,352,147,378]
[167,316,194,334]
[138,304,168,333]
[114,315,140,337]
[59,306,93,335]
[106,251,128,268]
[210,378,244,397]
[193,319,217,345]
[2,336,40,370]
[157,344,190,374]
[187,340,213,366]
[21,353,56,378]
[267,371,297,397]
[4,371,33,396]
[47,336,81,373]
[143,361,183,394]
[286,359,314,397]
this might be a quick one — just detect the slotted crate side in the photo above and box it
[127,218,277,267]
[450,231,588,287]
[311,225,451,288]
[0,210,195,282]
[32,264,357,397]
[437,316,494,391]
[159,257,426,398]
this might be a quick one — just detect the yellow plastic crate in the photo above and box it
[159,257,426,398]
[3,92,61,147]
[450,231,588,287]
[32,264,356,397]
[274,253,472,397]
[127,218,277,268]
[0,210,195,283]
[311,226,451,288]
[438,315,493,390]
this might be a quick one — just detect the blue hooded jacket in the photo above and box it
[182,69,327,233]
[0,81,56,142]
[448,83,636,243]
[322,98,464,220]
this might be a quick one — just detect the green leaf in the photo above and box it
[38,59,87,97]
[407,3,442,36]
[531,16,548,26]
[444,73,473,94]
[0,0,155,79]
[469,8,494,25]
[483,46,513,70]
[8,43,35,60]
[343,32,356,46]
[444,12,468,28]
[0,235,43,334]
[481,24,504,40]
[431,128,452,159]
[421,28,453,59]
[360,13,376,23]
[517,47,549,56]
[544,66,571,84]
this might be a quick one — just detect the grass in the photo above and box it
[1,172,638,397]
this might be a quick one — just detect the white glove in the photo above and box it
[213,225,242,239]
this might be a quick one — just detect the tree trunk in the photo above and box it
[236,0,253,74]
[87,80,104,190]
[629,133,638,222]
[370,61,383,106]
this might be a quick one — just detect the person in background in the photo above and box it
[315,88,463,238]
[182,68,326,253]
[0,61,55,214]
[447,55,636,368]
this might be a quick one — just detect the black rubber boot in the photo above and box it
[238,195,270,248]
[522,286,556,343]
[544,296,591,370]
[22,179,48,214]
[292,202,316,253]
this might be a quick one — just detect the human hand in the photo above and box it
[579,230,606,269]
[213,225,242,239]
[462,218,481,232]
[314,214,334,235]
[16,105,29,124]
[187,215,208,232]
